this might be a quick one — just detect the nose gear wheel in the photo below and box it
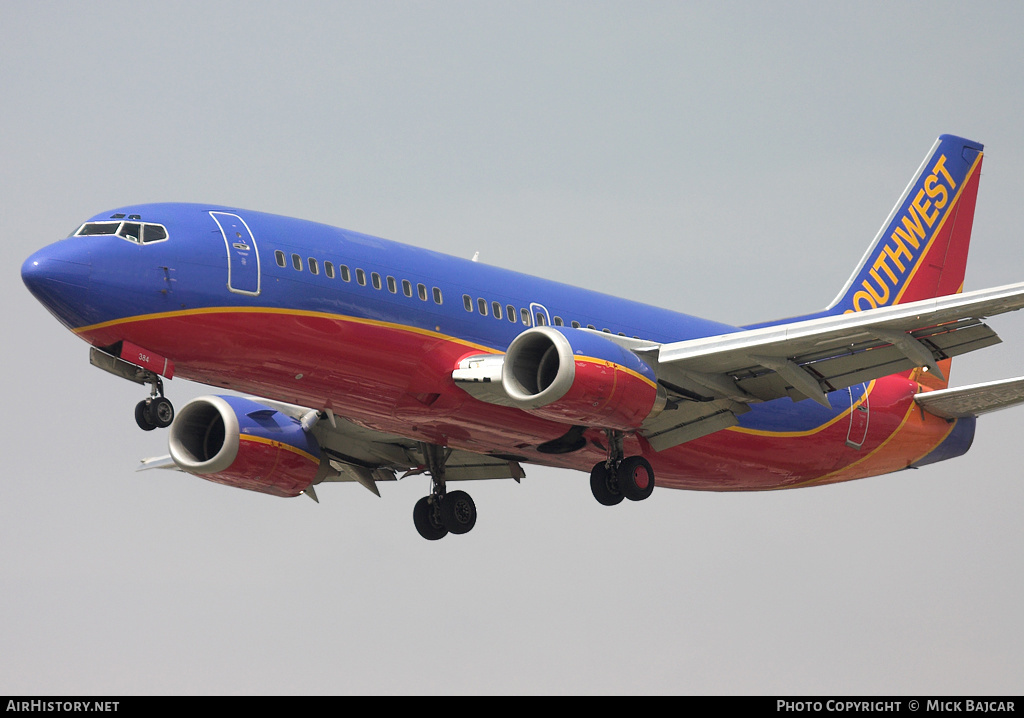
[133,377,174,430]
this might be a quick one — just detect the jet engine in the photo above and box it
[501,326,666,430]
[168,395,323,497]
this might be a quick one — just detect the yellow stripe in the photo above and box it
[575,355,659,391]
[892,152,982,305]
[74,305,496,354]
[781,400,956,489]
[239,433,320,465]
[728,381,875,438]
[81,307,662,390]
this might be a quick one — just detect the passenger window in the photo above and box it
[521,308,532,326]
[477,298,488,316]
[275,250,286,267]
[118,223,142,243]
[507,305,517,323]
[371,272,382,290]
[402,279,413,297]
[463,295,473,311]
[308,257,319,275]
[340,265,351,282]
[571,321,581,329]
[536,313,548,327]
[418,284,428,301]
[324,261,335,278]
[356,269,366,285]
[292,254,302,271]
[142,224,167,243]
[433,287,443,304]
[387,276,397,293]
[587,324,595,330]
[553,316,563,326]
[492,302,502,319]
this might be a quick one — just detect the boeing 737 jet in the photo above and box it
[21,134,1024,539]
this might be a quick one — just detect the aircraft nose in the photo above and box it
[22,241,93,329]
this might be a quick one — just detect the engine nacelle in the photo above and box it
[168,395,323,498]
[501,326,665,430]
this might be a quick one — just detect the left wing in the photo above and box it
[493,282,1024,452]
[452,282,1024,453]
[647,281,1024,408]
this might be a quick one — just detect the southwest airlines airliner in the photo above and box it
[22,134,1024,539]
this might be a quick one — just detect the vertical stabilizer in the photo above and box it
[828,135,984,315]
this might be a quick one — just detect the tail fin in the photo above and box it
[828,134,984,389]
[828,134,984,315]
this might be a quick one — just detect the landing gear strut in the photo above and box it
[589,430,656,506]
[134,376,174,431]
[412,443,478,540]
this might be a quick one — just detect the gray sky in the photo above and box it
[2,0,1023,695]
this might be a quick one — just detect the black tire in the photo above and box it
[589,461,623,506]
[147,397,174,428]
[441,490,477,535]
[135,400,157,431]
[619,456,655,501]
[413,496,448,541]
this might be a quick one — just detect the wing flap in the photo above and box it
[640,398,748,451]
[915,376,1024,419]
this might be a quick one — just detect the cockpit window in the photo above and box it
[118,223,142,242]
[74,221,169,244]
[142,224,167,243]
[77,222,121,236]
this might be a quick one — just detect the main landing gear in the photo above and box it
[134,376,174,431]
[412,443,478,540]
[589,430,656,506]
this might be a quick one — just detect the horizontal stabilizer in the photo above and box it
[915,376,1024,419]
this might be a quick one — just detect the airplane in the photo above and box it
[21,134,1024,540]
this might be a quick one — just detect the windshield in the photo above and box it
[74,221,169,244]
[76,222,121,236]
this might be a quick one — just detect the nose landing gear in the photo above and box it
[89,345,176,432]
[134,377,174,431]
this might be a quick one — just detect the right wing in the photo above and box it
[141,396,526,499]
